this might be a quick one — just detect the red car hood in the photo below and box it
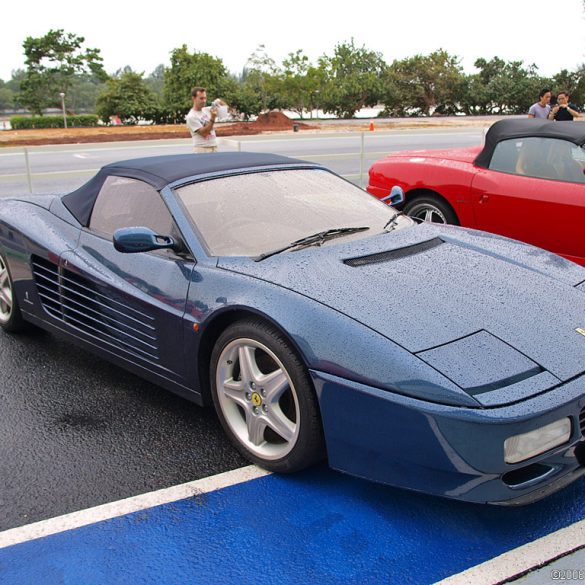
[383,145,482,164]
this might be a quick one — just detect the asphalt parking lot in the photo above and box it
[0,327,246,532]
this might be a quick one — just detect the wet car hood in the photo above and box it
[218,223,585,387]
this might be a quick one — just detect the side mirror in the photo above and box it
[113,227,177,254]
[381,185,405,206]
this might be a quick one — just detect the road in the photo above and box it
[0,127,483,196]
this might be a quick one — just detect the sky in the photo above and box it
[1,0,584,81]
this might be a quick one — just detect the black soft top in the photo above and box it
[62,152,313,226]
[475,119,585,168]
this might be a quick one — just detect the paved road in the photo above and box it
[0,127,483,196]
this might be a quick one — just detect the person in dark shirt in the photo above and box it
[548,91,581,121]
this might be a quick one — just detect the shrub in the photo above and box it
[9,114,99,129]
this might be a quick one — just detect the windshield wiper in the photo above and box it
[254,227,370,262]
[383,211,404,232]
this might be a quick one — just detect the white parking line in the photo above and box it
[0,465,269,550]
[437,519,585,585]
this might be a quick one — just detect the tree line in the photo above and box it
[1,30,584,123]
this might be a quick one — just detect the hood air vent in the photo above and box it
[344,237,444,267]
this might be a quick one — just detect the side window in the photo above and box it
[489,138,522,174]
[89,176,174,236]
[490,137,585,183]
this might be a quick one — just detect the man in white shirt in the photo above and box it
[186,87,218,153]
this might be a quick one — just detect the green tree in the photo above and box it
[163,45,235,117]
[0,80,15,111]
[318,39,386,118]
[382,50,465,116]
[281,50,323,118]
[67,73,106,113]
[145,64,165,99]
[19,29,107,115]
[244,44,286,112]
[460,57,545,115]
[571,65,585,106]
[96,71,158,124]
[551,68,584,105]
[229,75,264,120]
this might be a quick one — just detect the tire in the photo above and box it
[404,194,459,225]
[0,253,27,333]
[210,319,325,473]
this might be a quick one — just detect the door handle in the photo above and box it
[479,194,489,204]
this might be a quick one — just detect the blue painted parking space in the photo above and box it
[1,467,584,585]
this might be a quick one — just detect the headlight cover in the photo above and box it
[504,418,572,464]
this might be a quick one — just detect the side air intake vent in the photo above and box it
[31,256,159,363]
[344,238,444,267]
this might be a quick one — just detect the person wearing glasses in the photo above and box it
[548,91,581,121]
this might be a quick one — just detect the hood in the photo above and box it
[219,223,585,399]
[382,145,481,164]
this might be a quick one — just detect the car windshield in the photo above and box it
[174,169,408,256]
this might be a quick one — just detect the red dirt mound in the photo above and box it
[216,111,311,137]
[254,111,311,130]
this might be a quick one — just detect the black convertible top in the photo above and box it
[62,152,312,226]
[475,118,585,168]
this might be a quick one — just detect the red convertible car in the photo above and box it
[367,119,585,266]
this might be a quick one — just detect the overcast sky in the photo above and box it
[2,0,584,81]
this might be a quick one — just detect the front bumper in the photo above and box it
[311,370,585,505]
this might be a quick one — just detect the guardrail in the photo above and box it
[223,133,395,186]
[0,128,482,196]
[1,131,422,193]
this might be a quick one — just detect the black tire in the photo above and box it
[0,253,27,333]
[404,194,459,225]
[210,318,325,473]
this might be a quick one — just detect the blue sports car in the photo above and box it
[1,152,585,505]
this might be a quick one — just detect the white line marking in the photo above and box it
[0,140,191,157]
[233,132,479,144]
[0,168,99,179]
[0,465,270,550]
[436,519,585,585]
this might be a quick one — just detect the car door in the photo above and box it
[471,137,585,264]
[62,175,196,387]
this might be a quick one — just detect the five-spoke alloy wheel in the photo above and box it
[0,254,25,332]
[404,195,458,225]
[210,319,324,472]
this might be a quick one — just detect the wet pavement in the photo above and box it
[0,327,246,531]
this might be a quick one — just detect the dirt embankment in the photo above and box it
[0,111,313,147]
[0,111,507,148]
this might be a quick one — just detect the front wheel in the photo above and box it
[404,195,458,225]
[0,253,27,333]
[210,319,325,473]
